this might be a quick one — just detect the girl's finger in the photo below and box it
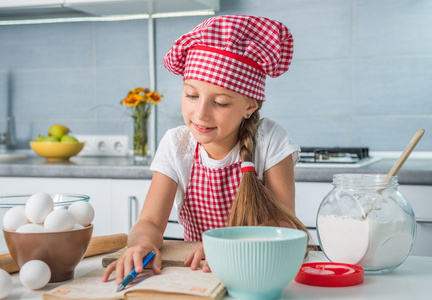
[101,261,117,282]
[123,252,136,279]
[152,249,162,275]
[184,244,202,267]
[184,251,194,267]
[202,259,211,273]
[132,248,148,274]
[115,259,125,285]
[191,246,205,270]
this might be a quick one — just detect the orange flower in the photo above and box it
[122,95,143,107]
[149,92,162,104]
[121,87,162,116]
[133,87,151,95]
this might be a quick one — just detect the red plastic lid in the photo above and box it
[294,262,364,287]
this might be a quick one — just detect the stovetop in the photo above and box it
[297,147,381,168]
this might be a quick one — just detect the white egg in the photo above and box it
[25,193,54,224]
[73,223,85,230]
[16,223,45,233]
[44,209,75,232]
[19,260,51,290]
[68,201,94,226]
[0,268,13,298]
[3,206,30,231]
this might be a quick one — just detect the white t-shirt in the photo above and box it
[150,118,300,214]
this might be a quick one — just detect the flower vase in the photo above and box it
[133,116,149,163]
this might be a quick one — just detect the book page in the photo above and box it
[42,269,125,300]
[43,267,222,300]
[128,267,221,297]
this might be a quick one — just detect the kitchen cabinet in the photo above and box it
[111,179,150,234]
[0,0,63,8]
[0,0,219,21]
[295,181,432,256]
[111,179,183,239]
[295,182,330,246]
[64,0,219,15]
[398,185,432,257]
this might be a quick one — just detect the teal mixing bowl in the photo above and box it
[202,226,307,300]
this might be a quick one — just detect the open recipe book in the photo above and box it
[42,267,226,300]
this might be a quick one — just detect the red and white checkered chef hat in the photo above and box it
[163,15,293,101]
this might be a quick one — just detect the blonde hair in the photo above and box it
[228,101,309,237]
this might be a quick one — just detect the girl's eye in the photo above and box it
[185,94,199,99]
[214,102,228,108]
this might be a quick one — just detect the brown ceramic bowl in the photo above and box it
[3,225,93,282]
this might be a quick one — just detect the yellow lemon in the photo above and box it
[60,135,79,143]
[48,124,69,139]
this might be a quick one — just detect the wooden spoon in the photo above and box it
[363,128,425,218]
[386,128,425,178]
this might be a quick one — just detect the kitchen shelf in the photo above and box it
[0,0,220,21]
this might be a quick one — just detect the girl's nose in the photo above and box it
[196,100,210,120]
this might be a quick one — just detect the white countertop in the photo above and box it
[6,252,432,300]
[284,252,431,300]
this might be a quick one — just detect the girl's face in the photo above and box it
[182,79,258,159]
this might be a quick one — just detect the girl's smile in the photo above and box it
[193,123,217,133]
[182,79,258,159]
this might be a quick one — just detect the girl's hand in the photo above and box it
[101,245,162,285]
[184,243,211,273]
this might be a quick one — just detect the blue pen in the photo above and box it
[116,250,156,292]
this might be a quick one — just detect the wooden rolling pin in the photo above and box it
[0,233,127,274]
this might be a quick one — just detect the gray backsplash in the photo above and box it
[0,0,431,151]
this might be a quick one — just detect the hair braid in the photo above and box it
[238,108,259,163]
[228,102,309,240]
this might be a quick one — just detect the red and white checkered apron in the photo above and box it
[178,143,242,241]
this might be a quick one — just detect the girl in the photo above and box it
[102,15,308,285]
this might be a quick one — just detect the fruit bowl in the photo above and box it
[30,141,84,161]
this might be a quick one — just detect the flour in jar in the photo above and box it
[318,215,413,268]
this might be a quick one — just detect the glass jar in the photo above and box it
[316,174,416,274]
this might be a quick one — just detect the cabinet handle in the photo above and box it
[128,196,139,231]
[417,218,432,224]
